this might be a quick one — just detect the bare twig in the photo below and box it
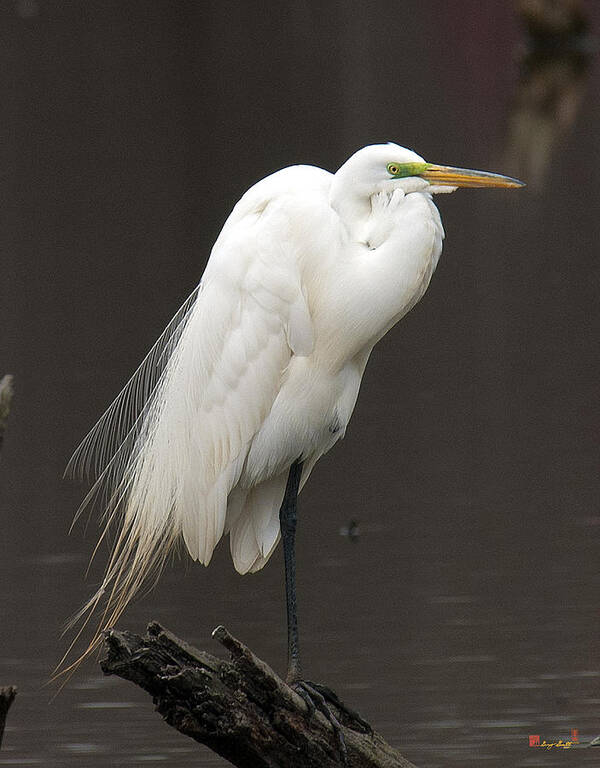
[0,376,17,751]
[0,375,14,454]
[101,622,418,768]
[0,376,17,750]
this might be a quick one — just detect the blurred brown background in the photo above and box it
[0,1,598,766]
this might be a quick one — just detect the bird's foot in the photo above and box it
[291,679,371,763]
[304,680,372,733]
[292,680,348,762]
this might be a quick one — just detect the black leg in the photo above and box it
[278,460,371,764]
[279,459,303,683]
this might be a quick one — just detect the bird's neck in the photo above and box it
[328,178,372,238]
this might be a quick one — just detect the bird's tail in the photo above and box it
[55,287,200,680]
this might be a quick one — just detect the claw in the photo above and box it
[292,682,316,719]
[292,680,347,763]
[304,680,372,734]
[291,679,373,763]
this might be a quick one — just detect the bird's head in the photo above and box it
[332,142,524,200]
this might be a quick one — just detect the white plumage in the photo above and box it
[66,143,522,662]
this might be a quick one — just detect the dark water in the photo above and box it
[1,2,599,766]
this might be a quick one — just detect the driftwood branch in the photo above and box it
[0,687,17,749]
[101,622,418,768]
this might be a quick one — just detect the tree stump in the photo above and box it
[101,622,418,768]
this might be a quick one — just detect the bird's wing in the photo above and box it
[66,200,314,658]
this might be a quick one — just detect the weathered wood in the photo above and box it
[101,622,418,768]
[0,686,17,749]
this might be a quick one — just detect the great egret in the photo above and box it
[66,143,523,739]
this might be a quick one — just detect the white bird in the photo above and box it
[66,144,522,724]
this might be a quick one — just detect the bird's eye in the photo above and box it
[387,163,400,175]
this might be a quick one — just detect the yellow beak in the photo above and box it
[419,164,525,189]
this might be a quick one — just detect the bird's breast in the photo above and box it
[241,355,363,486]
